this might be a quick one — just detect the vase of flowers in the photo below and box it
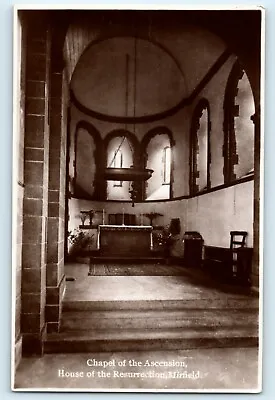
[155,226,174,259]
[80,210,95,226]
[67,228,94,259]
[143,212,163,226]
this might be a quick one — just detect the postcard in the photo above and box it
[11,4,263,393]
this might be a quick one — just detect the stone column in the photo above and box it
[21,20,51,355]
[251,107,260,291]
[245,54,261,292]
[46,57,68,333]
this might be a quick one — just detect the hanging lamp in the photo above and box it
[103,166,153,181]
[103,37,153,183]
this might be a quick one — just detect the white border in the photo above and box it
[11,4,264,393]
[11,5,20,392]
[258,4,265,395]
[14,4,264,10]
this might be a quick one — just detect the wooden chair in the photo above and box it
[230,231,248,278]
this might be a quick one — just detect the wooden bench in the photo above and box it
[203,245,253,286]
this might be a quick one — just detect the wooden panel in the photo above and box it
[108,214,136,225]
[204,245,232,281]
[204,245,253,285]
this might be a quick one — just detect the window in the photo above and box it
[163,146,171,184]
[190,99,211,195]
[113,149,123,187]
[74,126,97,198]
[105,133,134,201]
[224,61,255,183]
[143,130,173,201]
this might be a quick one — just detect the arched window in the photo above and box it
[190,99,211,195]
[112,149,123,187]
[142,129,173,201]
[223,61,255,183]
[73,122,102,200]
[163,146,171,185]
[105,132,137,201]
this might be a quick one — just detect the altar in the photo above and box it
[97,225,153,257]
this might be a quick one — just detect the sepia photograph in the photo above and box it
[12,5,263,392]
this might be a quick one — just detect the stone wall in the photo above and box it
[46,65,68,333]
[17,13,70,354]
[21,17,51,356]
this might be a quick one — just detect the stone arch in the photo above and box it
[103,129,140,166]
[223,61,255,183]
[73,121,103,200]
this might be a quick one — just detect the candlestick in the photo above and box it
[102,209,105,225]
[97,229,100,249]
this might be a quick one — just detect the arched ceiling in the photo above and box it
[64,13,228,119]
[71,37,188,118]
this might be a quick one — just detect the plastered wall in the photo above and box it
[68,197,187,233]
[68,178,253,250]
[186,180,254,247]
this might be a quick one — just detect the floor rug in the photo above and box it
[88,263,188,276]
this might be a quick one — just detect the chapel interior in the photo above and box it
[13,9,261,389]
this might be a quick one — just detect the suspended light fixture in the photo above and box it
[103,166,153,181]
[103,37,154,185]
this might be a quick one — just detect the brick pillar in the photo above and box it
[46,62,68,333]
[21,21,51,356]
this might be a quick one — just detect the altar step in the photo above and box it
[60,309,257,331]
[89,256,165,264]
[62,297,258,311]
[45,327,258,353]
[44,297,259,353]
[75,256,165,265]
[77,249,165,264]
